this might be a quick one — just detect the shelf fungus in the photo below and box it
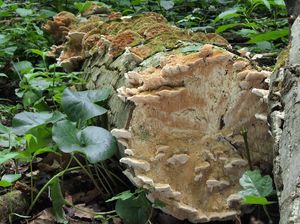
[46,11,273,223]
[114,44,273,222]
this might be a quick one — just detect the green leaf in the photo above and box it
[12,111,66,135]
[115,191,152,224]
[216,23,258,33]
[214,7,241,23]
[160,0,174,10]
[0,123,11,134]
[61,88,110,122]
[26,125,52,153]
[0,180,12,187]
[106,190,134,202]
[260,0,271,11]
[1,174,21,183]
[247,29,288,44]
[4,47,17,56]
[74,1,93,13]
[49,177,68,224]
[274,0,285,6]
[243,195,275,205]
[239,170,274,198]
[0,34,9,44]
[52,120,117,163]
[30,49,47,60]
[14,61,33,75]
[0,150,19,164]
[12,112,52,135]
[16,8,33,17]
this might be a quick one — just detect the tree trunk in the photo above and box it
[46,11,274,223]
[284,0,300,19]
[269,16,300,224]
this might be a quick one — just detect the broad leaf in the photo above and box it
[61,88,110,122]
[26,125,53,153]
[12,112,52,135]
[12,111,66,135]
[14,61,33,74]
[247,29,288,44]
[239,170,274,198]
[243,195,275,205]
[115,191,152,224]
[52,120,117,163]
[49,177,68,224]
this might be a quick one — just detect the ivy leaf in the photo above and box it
[243,195,275,205]
[239,170,274,198]
[61,88,110,122]
[115,191,152,224]
[12,111,66,135]
[52,120,117,163]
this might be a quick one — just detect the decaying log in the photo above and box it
[269,16,300,224]
[46,9,273,223]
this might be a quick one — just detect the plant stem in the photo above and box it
[263,205,273,224]
[26,166,81,215]
[73,156,103,194]
[30,159,33,204]
[94,165,110,194]
[241,128,253,170]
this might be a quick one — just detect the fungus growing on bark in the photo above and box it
[43,11,77,43]
[115,44,272,222]
[46,11,273,223]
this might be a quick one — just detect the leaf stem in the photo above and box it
[26,166,81,215]
[73,156,103,194]
[241,128,253,170]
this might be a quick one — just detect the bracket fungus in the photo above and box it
[113,45,273,222]
[46,11,273,223]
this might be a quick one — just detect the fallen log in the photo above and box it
[45,8,273,223]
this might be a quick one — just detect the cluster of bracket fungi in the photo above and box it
[45,4,273,223]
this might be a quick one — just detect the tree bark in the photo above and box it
[269,16,300,224]
[284,0,300,19]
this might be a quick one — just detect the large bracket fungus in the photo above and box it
[46,10,273,223]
